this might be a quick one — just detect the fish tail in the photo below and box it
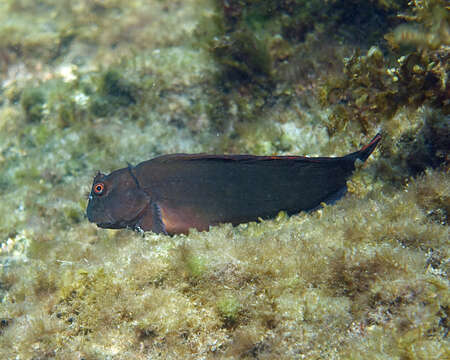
[354,133,382,162]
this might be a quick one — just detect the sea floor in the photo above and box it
[0,1,448,359]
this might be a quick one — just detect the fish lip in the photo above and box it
[96,222,111,228]
[96,221,134,229]
[97,222,120,229]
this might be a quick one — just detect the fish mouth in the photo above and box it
[96,222,124,229]
[93,201,150,231]
[92,208,126,229]
[96,217,140,229]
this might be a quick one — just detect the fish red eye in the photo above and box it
[93,182,105,195]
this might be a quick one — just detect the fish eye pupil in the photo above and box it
[94,183,104,195]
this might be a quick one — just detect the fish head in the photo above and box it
[86,167,149,229]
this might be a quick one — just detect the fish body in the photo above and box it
[87,134,381,235]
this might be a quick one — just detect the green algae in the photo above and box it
[0,0,449,359]
[217,295,241,326]
[20,86,46,123]
[89,68,138,117]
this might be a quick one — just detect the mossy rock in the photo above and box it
[21,87,46,123]
[210,30,273,86]
[89,68,138,117]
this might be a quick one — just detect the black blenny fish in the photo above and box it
[87,133,381,235]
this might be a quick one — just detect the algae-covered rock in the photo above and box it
[210,30,273,85]
[386,0,450,50]
[20,86,46,123]
[89,68,138,117]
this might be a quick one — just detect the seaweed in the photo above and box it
[318,0,448,179]
[209,29,273,86]
[320,46,448,133]
[194,0,411,135]
[217,295,241,327]
[0,1,448,359]
[88,68,138,117]
[20,86,46,123]
[387,0,450,50]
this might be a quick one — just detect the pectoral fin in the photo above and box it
[135,201,167,235]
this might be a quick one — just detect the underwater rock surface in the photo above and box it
[0,1,448,359]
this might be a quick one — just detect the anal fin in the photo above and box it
[307,185,348,212]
